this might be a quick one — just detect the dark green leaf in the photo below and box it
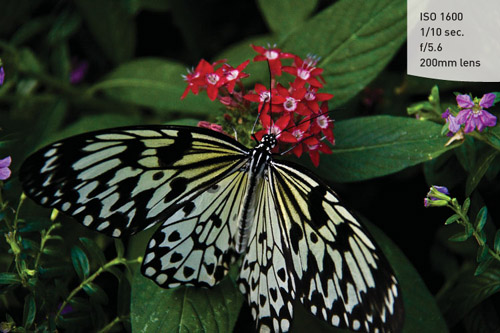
[465,149,499,196]
[484,125,500,150]
[79,237,106,267]
[462,197,471,216]
[23,294,36,328]
[117,276,131,317]
[10,15,54,46]
[309,116,454,182]
[475,206,488,232]
[476,245,491,263]
[17,218,52,232]
[42,114,142,147]
[0,272,21,285]
[448,232,471,243]
[439,265,500,327]
[475,259,493,276]
[454,136,476,173]
[463,298,500,333]
[38,264,71,279]
[257,0,318,34]
[445,214,460,225]
[71,246,90,280]
[131,264,244,332]
[282,0,406,107]
[494,230,500,254]
[83,282,109,304]
[94,58,214,115]
[74,0,135,64]
[69,296,92,312]
[46,10,82,45]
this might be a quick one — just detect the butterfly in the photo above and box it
[20,124,404,332]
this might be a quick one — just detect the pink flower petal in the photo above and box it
[0,167,11,180]
[479,110,497,128]
[0,156,11,168]
[456,94,474,108]
[479,93,496,108]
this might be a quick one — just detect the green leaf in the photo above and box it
[309,116,454,182]
[445,214,460,225]
[92,58,214,115]
[71,246,90,281]
[23,294,36,328]
[475,206,488,232]
[282,0,406,108]
[465,149,499,196]
[484,124,500,150]
[82,282,109,304]
[462,197,471,216]
[449,232,471,243]
[494,230,500,254]
[79,237,106,267]
[41,113,142,147]
[257,0,318,35]
[117,276,131,317]
[0,272,21,285]
[74,0,135,64]
[131,265,244,333]
[438,265,500,327]
[476,246,491,263]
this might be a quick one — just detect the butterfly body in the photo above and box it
[20,125,404,332]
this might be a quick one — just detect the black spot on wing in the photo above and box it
[157,130,192,167]
[307,186,329,228]
[165,177,188,202]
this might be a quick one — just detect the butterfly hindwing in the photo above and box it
[142,169,249,288]
[20,125,249,237]
[269,160,404,333]
[238,174,296,332]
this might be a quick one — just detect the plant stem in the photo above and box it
[97,316,123,333]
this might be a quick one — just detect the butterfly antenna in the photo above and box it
[251,59,274,141]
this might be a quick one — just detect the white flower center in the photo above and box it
[292,129,303,140]
[260,91,271,102]
[284,97,297,112]
[226,69,239,81]
[206,73,220,85]
[305,90,316,101]
[265,50,278,60]
[297,68,311,80]
[317,115,329,129]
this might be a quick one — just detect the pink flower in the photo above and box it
[0,156,12,180]
[251,44,293,76]
[442,108,461,135]
[455,93,497,133]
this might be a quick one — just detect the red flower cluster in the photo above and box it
[181,44,335,166]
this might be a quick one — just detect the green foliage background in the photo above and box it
[0,0,499,332]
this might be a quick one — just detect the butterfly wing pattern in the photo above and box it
[20,125,404,332]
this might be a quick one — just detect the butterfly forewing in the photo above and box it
[20,126,249,237]
[270,160,404,332]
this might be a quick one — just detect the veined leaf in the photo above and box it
[71,246,90,281]
[282,0,406,108]
[465,149,499,196]
[308,116,455,182]
[131,265,244,333]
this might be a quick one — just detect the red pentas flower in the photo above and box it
[283,55,324,88]
[251,44,294,76]
[180,44,335,167]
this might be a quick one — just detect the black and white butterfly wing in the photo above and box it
[20,125,249,238]
[258,160,404,332]
[238,172,297,332]
[141,169,249,288]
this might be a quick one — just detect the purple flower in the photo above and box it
[424,185,450,207]
[70,60,89,84]
[0,156,11,180]
[442,108,460,134]
[0,67,4,85]
[455,93,497,133]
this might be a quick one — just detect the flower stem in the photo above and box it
[448,203,500,262]
[55,257,140,322]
